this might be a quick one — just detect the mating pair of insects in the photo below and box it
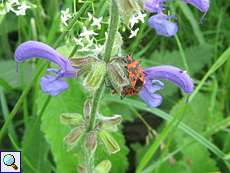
[71,55,145,97]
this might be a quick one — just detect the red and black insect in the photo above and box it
[121,55,145,96]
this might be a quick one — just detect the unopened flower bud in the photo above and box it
[60,113,83,126]
[95,160,112,173]
[100,115,122,131]
[107,57,130,95]
[64,127,84,147]
[83,99,92,120]
[77,165,87,173]
[85,131,97,152]
[70,57,97,70]
[71,57,106,91]
[99,130,120,154]
[83,60,106,92]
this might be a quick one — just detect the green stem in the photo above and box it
[103,0,120,63]
[83,0,120,172]
[87,0,119,131]
[175,34,190,73]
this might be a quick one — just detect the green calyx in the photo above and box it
[71,57,107,92]
[60,113,83,127]
[83,60,106,92]
[95,160,112,173]
[99,114,122,132]
[99,130,120,154]
[106,56,131,95]
[64,126,85,150]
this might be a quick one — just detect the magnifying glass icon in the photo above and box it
[3,154,18,170]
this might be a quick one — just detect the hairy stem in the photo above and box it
[83,0,120,172]
[87,0,120,131]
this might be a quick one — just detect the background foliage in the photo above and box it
[0,0,230,173]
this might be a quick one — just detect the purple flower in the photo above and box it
[139,65,194,107]
[144,0,165,13]
[184,0,209,13]
[15,41,78,96]
[148,13,178,37]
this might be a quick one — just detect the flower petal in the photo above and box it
[139,87,163,107]
[148,13,178,37]
[184,0,209,13]
[143,65,194,93]
[144,79,164,93]
[144,0,165,13]
[40,74,69,96]
[14,41,76,78]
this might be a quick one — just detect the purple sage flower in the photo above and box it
[148,13,178,37]
[184,0,209,13]
[144,0,165,13]
[139,65,194,107]
[15,41,78,96]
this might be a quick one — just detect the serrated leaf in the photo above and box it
[144,44,213,76]
[181,141,219,173]
[169,93,219,172]
[22,116,51,173]
[38,80,86,173]
[0,60,35,89]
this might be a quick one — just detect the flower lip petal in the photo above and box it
[148,13,178,37]
[40,74,69,96]
[144,79,164,93]
[143,65,194,93]
[139,87,163,107]
[14,41,76,78]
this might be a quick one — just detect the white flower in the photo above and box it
[129,15,139,28]
[79,27,98,38]
[61,8,72,26]
[73,37,84,47]
[15,2,30,16]
[4,0,31,16]
[136,11,146,23]
[129,28,139,38]
[88,12,93,21]
[91,16,103,29]
[129,11,146,28]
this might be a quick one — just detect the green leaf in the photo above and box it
[22,116,51,173]
[143,44,213,76]
[38,80,86,173]
[0,60,35,89]
[189,46,230,102]
[105,96,227,160]
[38,80,129,173]
[171,93,211,133]
[181,142,218,173]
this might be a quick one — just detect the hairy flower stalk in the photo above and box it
[81,0,120,172]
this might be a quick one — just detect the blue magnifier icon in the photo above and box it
[3,154,18,170]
